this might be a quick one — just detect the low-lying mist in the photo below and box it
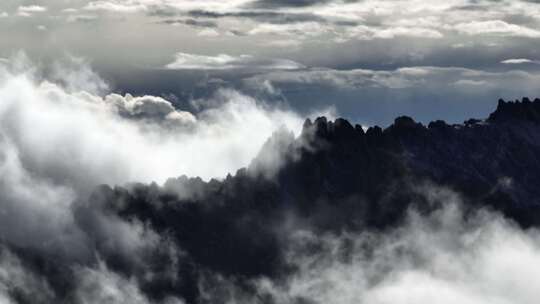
[201,199,540,304]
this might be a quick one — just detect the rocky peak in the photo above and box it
[394,116,417,128]
[488,97,540,123]
[386,116,426,137]
[301,116,362,141]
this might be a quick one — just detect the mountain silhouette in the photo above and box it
[67,97,540,303]
[13,98,540,304]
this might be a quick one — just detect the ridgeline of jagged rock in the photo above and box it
[488,97,540,123]
[64,98,540,303]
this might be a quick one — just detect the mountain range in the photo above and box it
[12,98,540,303]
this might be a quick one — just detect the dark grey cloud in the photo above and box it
[187,9,328,24]
[156,18,218,28]
[248,0,337,8]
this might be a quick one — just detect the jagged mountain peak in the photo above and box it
[488,97,540,123]
[78,97,540,303]
[299,97,540,146]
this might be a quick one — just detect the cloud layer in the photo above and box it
[4,0,540,74]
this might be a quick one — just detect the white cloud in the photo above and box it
[453,20,540,38]
[197,28,220,37]
[0,12,8,18]
[49,56,109,94]
[83,1,147,13]
[166,52,305,70]
[17,5,47,13]
[62,8,79,13]
[501,58,535,64]
[342,25,444,40]
[261,39,303,48]
[248,22,330,38]
[104,93,197,124]
[67,14,99,23]
[374,26,444,39]
[17,5,47,17]
[453,79,490,86]
[83,0,253,13]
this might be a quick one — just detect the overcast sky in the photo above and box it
[3,0,540,125]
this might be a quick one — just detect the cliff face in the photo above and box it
[77,98,540,303]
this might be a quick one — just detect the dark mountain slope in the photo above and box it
[67,98,540,303]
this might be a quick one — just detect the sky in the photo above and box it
[2,0,540,125]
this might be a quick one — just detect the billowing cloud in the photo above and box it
[0,57,332,302]
[100,93,197,123]
[0,61,314,185]
[0,57,333,263]
[166,52,305,70]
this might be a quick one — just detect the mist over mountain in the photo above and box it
[4,93,540,303]
[6,0,540,303]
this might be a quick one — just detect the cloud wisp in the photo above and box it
[166,52,306,71]
[244,66,540,91]
[501,58,539,64]
[17,5,47,17]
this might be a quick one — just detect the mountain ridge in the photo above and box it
[30,97,540,304]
